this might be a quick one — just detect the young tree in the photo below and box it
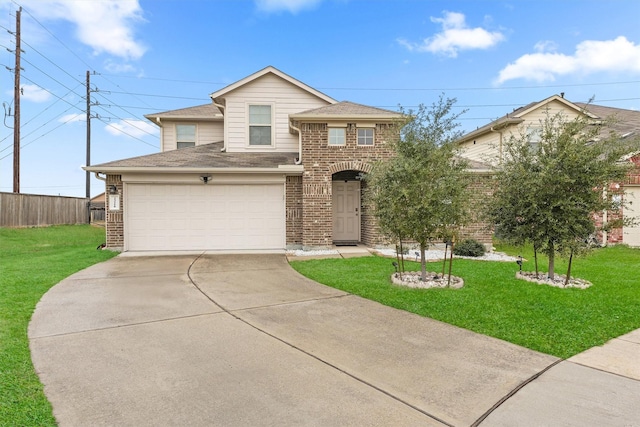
[367,96,471,281]
[487,110,639,280]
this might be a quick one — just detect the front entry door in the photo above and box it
[332,181,360,242]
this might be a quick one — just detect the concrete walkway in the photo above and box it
[28,254,640,426]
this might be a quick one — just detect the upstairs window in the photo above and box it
[249,105,272,146]
[357,128,374,146]
[328,128,346,146]
[176,124,196,148]
[527,126,542,152]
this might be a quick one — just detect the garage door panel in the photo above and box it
[126,183,284,251]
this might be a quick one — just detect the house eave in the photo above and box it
[84,165,304,174]
[290,114,401,122]
[457,117,524,143]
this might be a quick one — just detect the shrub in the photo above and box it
[453,239,486,257]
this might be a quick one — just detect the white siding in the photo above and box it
[160,121,223,152]
[459,133,502,164]
[224,73,331,152]
[460,100,586,163]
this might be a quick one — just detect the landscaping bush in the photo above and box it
[453,239,486,257]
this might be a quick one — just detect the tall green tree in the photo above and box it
[367,96,471,281]
[487,110,639,280]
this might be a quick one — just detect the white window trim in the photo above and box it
[357,127,375,146]
[328,127,346,146]
[246,103,275,148]
[176,123,197,149]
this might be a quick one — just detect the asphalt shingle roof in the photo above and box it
[293,101,401,117]
[91,141,298,169]
[144,103,223,120]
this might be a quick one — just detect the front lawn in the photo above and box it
[0,225,117,426]
[290,244,640,359]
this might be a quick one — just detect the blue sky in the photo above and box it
[0,0,638,197]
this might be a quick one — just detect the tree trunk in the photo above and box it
[564,249,574,287]
[399,239,405,273]
[420,242,427,281]
[395,243,403,280]
[533,244,539,278]
[548,241,555,280]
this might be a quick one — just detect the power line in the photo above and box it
[100,72,640,92]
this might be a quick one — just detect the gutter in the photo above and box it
[83,166,304,174]
[289,120,302,165]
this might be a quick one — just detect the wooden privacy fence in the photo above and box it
[0,192,89,227]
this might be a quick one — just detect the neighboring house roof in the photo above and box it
[90,192,105,203]
[290,101,402,121]
[144,103,223,125]
[575,103,640,139]
[457,94,599,144]
[465,157,492,172]
[85,142,301,173]
[209,65,336,105]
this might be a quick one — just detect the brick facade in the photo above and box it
[285,175,303,247]
[296,122,396,248]
[460,172,494,245]
[105,174,124,249]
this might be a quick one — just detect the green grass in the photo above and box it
[290,244,640,359]
[0,225,117,426]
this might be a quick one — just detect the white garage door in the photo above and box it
[623,186,640,247]
[126,184,284,251]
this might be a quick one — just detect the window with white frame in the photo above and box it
[357,128,374,146]
[527,126,542,152]
[249,105,272,146]
[328,128,346,145]
[176,124,196,148]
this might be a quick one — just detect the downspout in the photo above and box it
[212,99,226,152]
[94,172,106,182]
[290,120,302,165]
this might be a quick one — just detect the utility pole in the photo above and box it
[13,7,21,193]
[86,71,91,199]
[86,70,91,222]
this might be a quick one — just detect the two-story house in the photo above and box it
[456,95,640,247]
[86,66,402,252]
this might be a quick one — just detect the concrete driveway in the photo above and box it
[29,254,640,426]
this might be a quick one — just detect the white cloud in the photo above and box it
[104,60,138,74]
[21,0,146,60]
[60,113,84,123]
[105,119,158,139]
[398,11,505,57]
[496,36,640,84]
[255,0,322,14]
[21,84,51,102]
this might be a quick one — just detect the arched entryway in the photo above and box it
[331,170,362,244]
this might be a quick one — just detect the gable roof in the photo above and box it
[457,95,599,143]
[144,103,223,125]
[85,142,301,173]
[290,101,402,121]
[209,66,336,104]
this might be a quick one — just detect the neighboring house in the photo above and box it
[456,95,640,247]
[85,66,402,252]
[89,192,106,223]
